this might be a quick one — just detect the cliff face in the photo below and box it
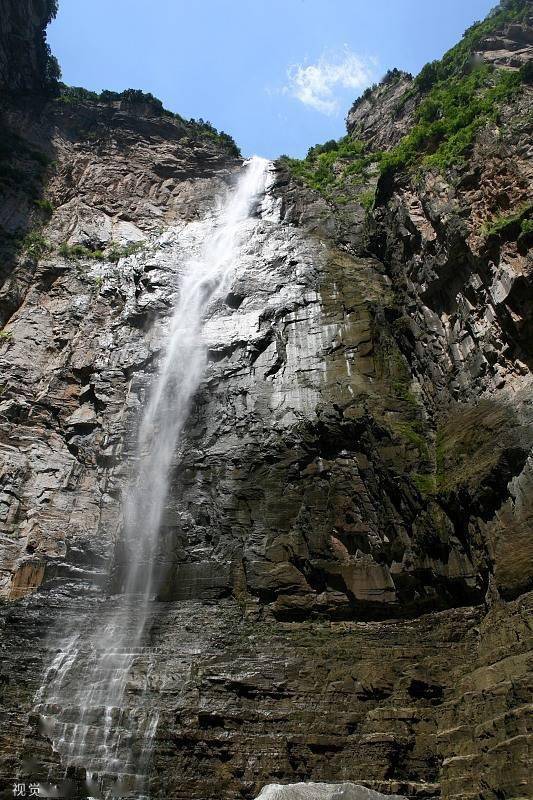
[0,2,532,800]
[0,0,56,94]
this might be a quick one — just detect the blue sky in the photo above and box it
[48,0,497,159]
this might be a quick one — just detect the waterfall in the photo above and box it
[119,153,271,629]
[33,156,271,798]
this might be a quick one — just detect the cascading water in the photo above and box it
[33,156,271,798]
[121,154,271,627]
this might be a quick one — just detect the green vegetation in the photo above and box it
[374,334,420,407]
[58,85,168,112]
[285,63,525,196]
[392,315,414,334]
[0,130,54,265]
[283,1,529,197]
[59,240,146,262]
[44,48,61,87]
[59,243,105,261]
[390,380,418,406]
[0,227,27,272]
[45,1,58,20]
[107,241,146,261]
[414,0,530,92]
[358,189,375,213]
[412,473,436,496]
[22,231,51,259]
[281,137,376,200]
[43,1,61,91]
[391,420,431,462]
[381,64,523,175]
[521,60,533,84]
[481,201,533,237]
[190,120,241,157]
[433,401,515,492]
[0,330,13,341]
[35,198,54,218]
[401,395,522,498]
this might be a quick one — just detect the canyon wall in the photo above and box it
[0,2,531,799]
[0,0,57,94]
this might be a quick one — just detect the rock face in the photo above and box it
[346,70,417,151]
[477,16,533,68]
[0,0,55,94]
[0,2,532,800]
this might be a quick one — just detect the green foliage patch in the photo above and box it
[357,189,376,213]
[481,201,533,238]
[284,62,525,197]
[414,0,530,92]
[106,241,146,261]
[351,68,412,113]
[283,1,529,196]
[381,64,523,175]
[22,231,51,259]
[393,420,429,451]
[280,137,376,199]
[354,70,411,112]
[59,240,146,263]
[412,473,437,496]
[59,243,105,261]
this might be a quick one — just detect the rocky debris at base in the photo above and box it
[254,783,406,800]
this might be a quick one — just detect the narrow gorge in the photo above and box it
[0,1,531,799]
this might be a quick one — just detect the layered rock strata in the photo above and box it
[0,2,532,799]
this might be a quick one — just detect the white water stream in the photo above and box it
[34,156,271,797]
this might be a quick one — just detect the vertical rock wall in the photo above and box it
[0,0,54,94]
[0,2,531,799]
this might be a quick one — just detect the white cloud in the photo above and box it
[284,48,376,115]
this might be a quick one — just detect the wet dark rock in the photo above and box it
[0,0,53,94]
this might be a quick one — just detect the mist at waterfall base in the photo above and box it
[32,157,271,799]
